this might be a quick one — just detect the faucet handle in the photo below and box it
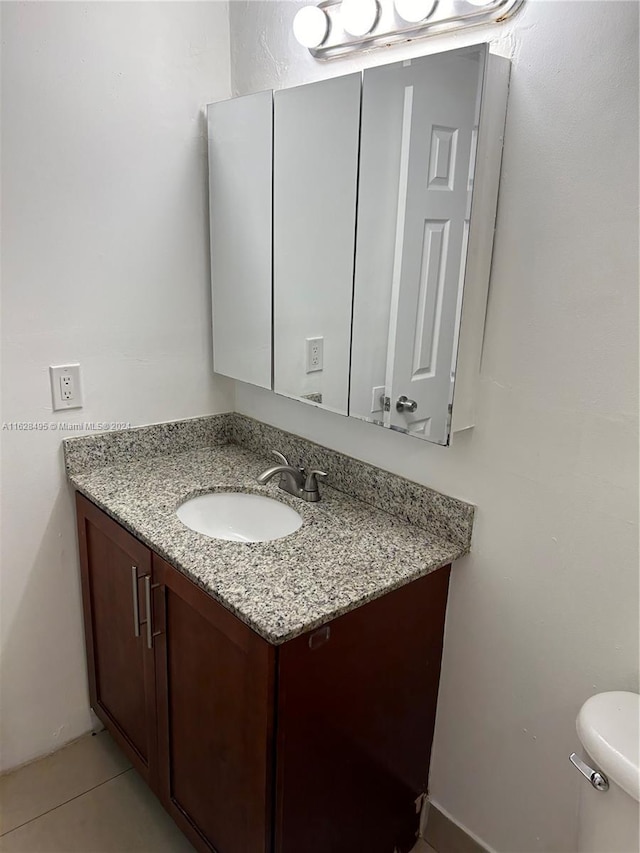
[304,470,328,492]
[272,450,289,465]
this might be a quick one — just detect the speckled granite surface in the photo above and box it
[64,414,474,644]
[64,415,230,476]
[228,414,473,550]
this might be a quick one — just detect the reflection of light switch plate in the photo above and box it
[305,337,323,373]
[371,385,385,413]
[50,363,83,411]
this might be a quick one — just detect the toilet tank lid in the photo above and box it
[577,691,639,802]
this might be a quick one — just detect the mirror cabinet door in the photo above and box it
[350,47,486,444]
[273,74,361,415]
[207,91,273,389]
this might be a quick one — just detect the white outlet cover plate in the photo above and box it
[50,363,82,411]
[305,337,324,373]
[371,385,385,413]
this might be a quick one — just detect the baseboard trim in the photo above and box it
[423,799,497,853]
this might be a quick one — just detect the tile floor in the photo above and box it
[0,732,436,853]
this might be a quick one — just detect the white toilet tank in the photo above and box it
[573,691,639,853]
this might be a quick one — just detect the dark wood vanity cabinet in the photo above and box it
[76,492,450,853]
[76,494,158,788]
[152,553,274,853]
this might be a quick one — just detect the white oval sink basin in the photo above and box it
[176,492,303,543]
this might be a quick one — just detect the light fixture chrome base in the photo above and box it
[307,0,525,60]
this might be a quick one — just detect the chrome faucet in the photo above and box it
[257,451,328,503]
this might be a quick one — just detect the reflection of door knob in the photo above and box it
[396,395,417,413]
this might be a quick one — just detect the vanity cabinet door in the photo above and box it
[75,493,158,789]
[274,566,451,853]
[152,554,276,853]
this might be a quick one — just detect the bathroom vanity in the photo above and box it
[66,414,474,853]
[66,44,502,850]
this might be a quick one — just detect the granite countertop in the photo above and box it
[65,415,474,645]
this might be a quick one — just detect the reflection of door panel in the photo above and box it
[389,54,481,442]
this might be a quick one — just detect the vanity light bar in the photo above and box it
[293,0,525,58]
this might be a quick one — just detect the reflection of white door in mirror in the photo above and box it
[350,46,509,445]
[389,50,480,442]
[273,74,361,416]
[207,91,273,389]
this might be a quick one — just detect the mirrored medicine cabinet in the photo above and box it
[207,44,509,445]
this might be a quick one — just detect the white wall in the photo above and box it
[229,2,639,851]
[0,1,233,772]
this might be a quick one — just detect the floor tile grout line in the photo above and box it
[0,767,133,837]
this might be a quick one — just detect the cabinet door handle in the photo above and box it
[131,566,141,637]
[143,575,162,649]
[144,575,153,649]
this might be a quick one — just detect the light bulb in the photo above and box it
[293,5,330,48]
[394,0,437,23]
[340,0,380,37]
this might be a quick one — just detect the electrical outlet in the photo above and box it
[305,337,324,373]
[50,364,82,411]
[60,374,74,401]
